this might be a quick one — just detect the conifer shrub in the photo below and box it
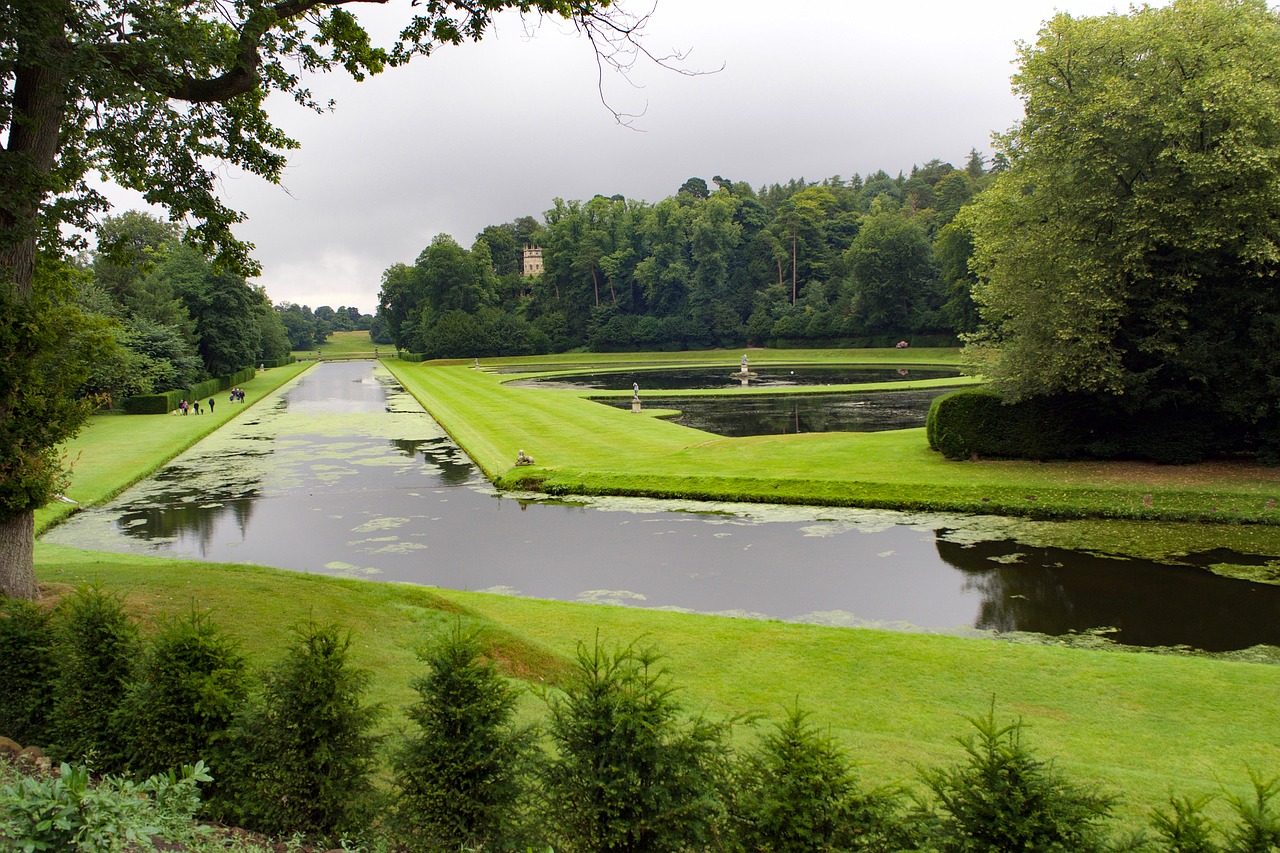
[731,705,905,852]
[391,621,536,852]
[115,610,249,779]
[540,637,733,853]
[0,598,57,746]
[914,708,1115,853]
[214,621,382,843]
[49,587,139,769]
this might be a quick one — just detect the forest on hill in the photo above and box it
[376,153,996,357]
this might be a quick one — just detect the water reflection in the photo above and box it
[510,365,962,390]
[937,537,1280,651]
[42,362,1280,651]
[603,389,952,436]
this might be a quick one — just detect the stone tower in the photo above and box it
[521,245,543,277]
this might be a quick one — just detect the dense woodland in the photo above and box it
[69,212,293,405]
[64,212,381,405]
[377,154,995,357]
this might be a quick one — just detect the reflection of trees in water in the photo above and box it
[625,390,952,437]
[933,534,1280,651]
[937,539,1077,635]
[389,437,475,486]
[116,496,256,557]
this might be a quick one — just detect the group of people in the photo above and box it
[176,388,246,415]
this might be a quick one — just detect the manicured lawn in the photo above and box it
[294,329,380,359]
[383,354,1280,527]
[29,346,1280,831]
[31,543,1280,828]
[35,360,312,535]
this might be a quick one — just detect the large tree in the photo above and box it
[0,0,655,598]
[961,0,1280,449]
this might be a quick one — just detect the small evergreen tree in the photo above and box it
[732,705,904,852]
[0,597,57,745]
[115,609,249,778]
[1149,793,1221,853]
[215,621,381,842]
[1222,772,1280,853]
[540,636,732,853]
[391,620,536,851]
[915,707,1116,853]
[49,586,139,768]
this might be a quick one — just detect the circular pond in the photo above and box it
[602,389,952,436]
[508,365,963,390]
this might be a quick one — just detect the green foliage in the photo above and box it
[731,705,905,852]
[121,391,173,416]
[0,260,99,518]
[49,587,139,768]
[961,0,1280,458]
[1222,772,1280,853]
[927,387,1232,465]
[0,598,57,745]
[215,621,382,842]
[540,637,732,853]
[1150,794,1222,853]
[925,387,1089,462]
[115,610,248,778]
[0,759,212,852]
[914,708,1115,853]
[1146,772,1280,853]
[391,621,536,851]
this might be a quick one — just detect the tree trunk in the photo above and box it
[0,511,37,599]
[0,16,71,601]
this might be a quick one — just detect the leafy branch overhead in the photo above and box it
[0,0,660,279]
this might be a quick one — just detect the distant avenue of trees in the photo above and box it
[79,211,294,405]
[377,155,995,359]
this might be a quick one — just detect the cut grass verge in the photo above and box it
[31,543,1280,830]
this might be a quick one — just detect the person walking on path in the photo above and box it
[208,397,215,414]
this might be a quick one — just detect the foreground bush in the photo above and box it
[214,621,382,843]
[391,621,536,851]
[0,598,56,746]
[0,759,211,852]
[49,587,139,769]
[914,708,1115,852]
[731,705,905,852]
[540,638,733,853]
[115,610,248,778]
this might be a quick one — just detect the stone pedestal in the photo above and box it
[631,398,642,413]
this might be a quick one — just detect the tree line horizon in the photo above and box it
[375,154,992,357]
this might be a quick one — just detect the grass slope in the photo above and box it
[31,544,1280,828]
[383,353,1280,525]
[36,361,312,535]
[27,348,1280,830]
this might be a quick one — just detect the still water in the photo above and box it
[507,365,962,390]
[600,389,953,436]
[43,362,1280,652]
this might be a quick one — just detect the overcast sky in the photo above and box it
[106,0,1146,313]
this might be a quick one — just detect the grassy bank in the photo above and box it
[35,360,312,535]
[27,349,1280,831]
[383,352,1280,527]
[31,544,1280,828]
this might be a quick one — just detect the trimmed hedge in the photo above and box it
[122,389,185,415]
[927,388,1251,464]
[120,366,261,414]
[261,356,295,369]
[399,352,428,363]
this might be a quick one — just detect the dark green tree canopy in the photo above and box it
[962,0,1280,427]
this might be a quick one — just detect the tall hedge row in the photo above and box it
[119,367,259,414]
[927,388,1244,464]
